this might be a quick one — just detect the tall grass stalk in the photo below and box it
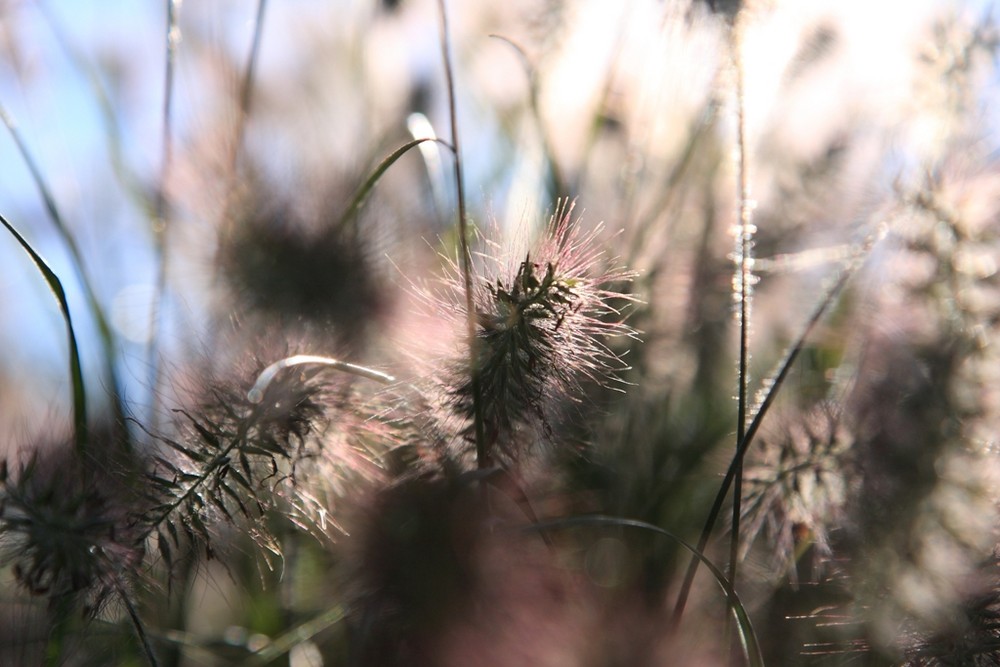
[437,0,487,469]
[147,0,180,430]
[672,233,877,628]
[230,0,268,174]
[729,9,752,614]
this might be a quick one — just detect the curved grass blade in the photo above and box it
[247,354,395,404]
[0,103,125,441]
[488,33,566,198]
[36,4,139,199]
[0,212,87,453]
[337,137,452,231]
[529,515,764,667]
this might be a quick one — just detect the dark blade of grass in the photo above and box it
[437,0,488,469]
[336,137,454,232]
[115,582,159,667]
[529,515,763,667]
[0,104,126,442]
[730,14,752,617]
[671,236,875,627]
[0,212,87,453]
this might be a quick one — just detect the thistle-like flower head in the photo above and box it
[452,201,638,461]
[0,442,141,615]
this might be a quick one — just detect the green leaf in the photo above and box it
[1,106,127,446]
[0,213,88,454]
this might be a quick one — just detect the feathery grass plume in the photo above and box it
[342,470,484,667]
[446,201,637,463]
[740,403,854,582]
[139,359,336,571]
[342,468,621,667]
[141,344,400,577]
[0,426,151,665]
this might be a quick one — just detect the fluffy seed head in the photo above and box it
[450,201,638,461]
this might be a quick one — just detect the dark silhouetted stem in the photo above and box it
[437,0,488,468]
[729,14,751,609]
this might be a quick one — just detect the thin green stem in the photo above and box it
[36,4,141,202]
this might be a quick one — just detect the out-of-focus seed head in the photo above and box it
[217,179,388,351]
[741,403,855,580]
[0,433,142,616]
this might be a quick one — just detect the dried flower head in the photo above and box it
[140,360,333,568]
[217,178,388,350]
[0,442,141,616]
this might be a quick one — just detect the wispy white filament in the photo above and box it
[247,355,395,403]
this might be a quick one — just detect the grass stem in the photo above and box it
[729,11,751,612]
[148,0,180,430]
[671,237,873,629]
[436,0,488,469]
